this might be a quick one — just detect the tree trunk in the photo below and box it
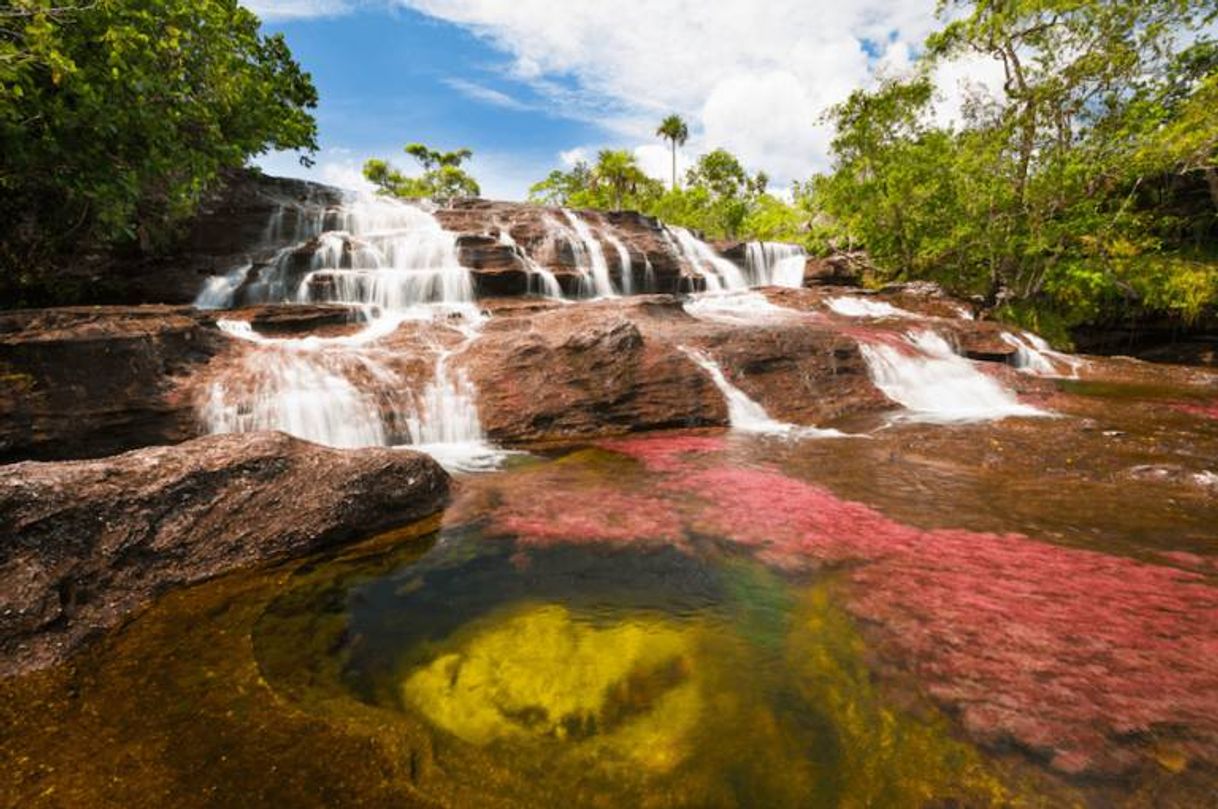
[671,142,677,191]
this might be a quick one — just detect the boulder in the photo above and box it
[0,306,224,463]
[0,432,450,676]
[464,295,889,442]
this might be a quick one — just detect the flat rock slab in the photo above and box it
[0,432,449,676]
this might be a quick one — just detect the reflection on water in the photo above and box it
[2,373,1218,807]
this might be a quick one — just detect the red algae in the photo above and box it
[493,487,687,551]
[674,465,1218,775]
[595,434,727,472]
[1170,400,1218,420]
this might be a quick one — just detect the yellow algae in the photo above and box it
[401,603,703,768]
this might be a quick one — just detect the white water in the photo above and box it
[683,290,797,324]
[680,346,846,438]
[744,242,806,288]
[604,230,634,296]
[1001,331,1085,378]
[859,331,1047,423]
[827,296,915,319]
[197,195,505,471]
[498,220,563,298]
[559,210,617,298]
[667,227,748,291]
[200,196,475,311]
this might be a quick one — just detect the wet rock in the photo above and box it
[0,432,449,676]
[465,295,888,442]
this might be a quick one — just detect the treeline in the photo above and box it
[508,1,1218,342]
[815,0,1218,341]
[0,0,318,305]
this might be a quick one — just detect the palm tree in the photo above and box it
[655,114,689,191]
[594,149,646,211]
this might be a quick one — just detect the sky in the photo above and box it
[247,0,1002,200]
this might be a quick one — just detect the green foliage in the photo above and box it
[363,142,480,200]
[0,0,319,294]
[529,144,800,243]
[813,0,1218,333]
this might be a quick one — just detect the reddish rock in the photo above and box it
[463,296,889,442]
[0,306,224,463]
[0,432,449,676]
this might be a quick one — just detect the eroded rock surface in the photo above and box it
[0,432,449,676]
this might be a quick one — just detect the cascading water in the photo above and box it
[666,227,748,291]
[497,220,563,298]
[827,297,914,319]
[680,346,845,437]
[604,230,634,296]
[744,242,807,288]
[196,195,505,471]
[558,210,617,298]
[683,290,797,324]
[1001,331,1085,378]
[859,331,1047,422]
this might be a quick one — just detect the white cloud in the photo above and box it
[442,78,533,111]
[245,0,358,21]
[397,0,948,184]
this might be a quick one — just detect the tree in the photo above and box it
[528,161,593,206]
[814,0,1218,338]
[655,114,689,190]
[593,149,649,211]
[363,142,480,201]
[1,0,319,301]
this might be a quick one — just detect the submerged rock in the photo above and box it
[0,432,449,676]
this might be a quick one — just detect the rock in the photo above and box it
[27,169,346,307]
[0,432,449,676]
[804,253,864,287]
[0,306,224,463]
[464,295,888,442]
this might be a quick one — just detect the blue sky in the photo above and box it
[248,0,990,199]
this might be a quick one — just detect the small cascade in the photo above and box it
[497,220,563,298]
[202,320,400,449]
[604,231,634,296]
[744,242,807,288]
[559,210,617,298]
[683,290,797,324]
[859,331,1047,422]
[405,323,507,472]
[681,346,845,437]
[666,226,748,291]
[1001,331,1085,378]
[827,297,915,319]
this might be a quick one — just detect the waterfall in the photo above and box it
[196,194,505,471]
[604,230,634,295]
[666,227,748,291]
[405,325,506,472]
[680,346,845,437]
[859,331,1047,422]
[558,210,617,298]
[198,195,475,314]
[201,320,399,449]
[744,242,806,288]
[1001,331,1085,378]
[827,297,914,319]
